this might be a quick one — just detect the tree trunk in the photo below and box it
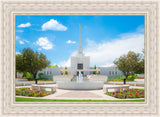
[33,72,37,84]
[124,76,128,84]
[16,72,17,78]
[123,78,126,84]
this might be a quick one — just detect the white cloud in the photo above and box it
[16,36,20,40]
[24,40,29,43]
[59,26,144,67]
[19,40,24,44]
[17,22,31,28]
[136,25,144,33]
[16,52,21,55]
[36,37,54,50]
[84,33,144,67]
[58,59,70,67]
[66,40,76,44]
[38,48,42,50]
[42,19,67,31]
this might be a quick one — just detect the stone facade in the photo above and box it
[70,55,90,76]
[98,65,123,78]
[37,67,61,78]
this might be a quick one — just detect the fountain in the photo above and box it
[57,71,104,90]
[77,71,83,82]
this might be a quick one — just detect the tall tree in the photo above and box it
[16,54,24,77]
[134,49,144,74]
[16,48,50,83]
[114,51,141,84]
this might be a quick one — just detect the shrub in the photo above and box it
[64,71,68,75]
[22,72,26,78]
[127,73,137,81]
[38,72,44,78]
[25,72,33,79]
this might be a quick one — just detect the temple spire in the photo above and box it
[79,24,81,47]
[78,24,83,55]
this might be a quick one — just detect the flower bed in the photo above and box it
[16,87,51,97]
[106,89,144,99]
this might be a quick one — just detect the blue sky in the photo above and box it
[16,16,144,67]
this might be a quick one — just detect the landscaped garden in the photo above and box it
[106,89,144,99]
[16,87,51,97]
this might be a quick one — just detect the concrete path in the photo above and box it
[41,89,118,100]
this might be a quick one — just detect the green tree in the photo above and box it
[114,51,141,84]
[38,72,44,78]
[16,54,24,78]
[16,48,50,83]
[134,49,144,74]
[93,65,97,74]
[64,66,68,75]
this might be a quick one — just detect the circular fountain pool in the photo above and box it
[57,81,104,90]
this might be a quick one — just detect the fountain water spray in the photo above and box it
[76,71,83,82]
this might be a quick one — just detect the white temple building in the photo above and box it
[70,25,90,76]
[33,25,123,79]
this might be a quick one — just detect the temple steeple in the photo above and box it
[78,24,83,56]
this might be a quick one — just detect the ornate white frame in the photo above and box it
[0,0,159,116]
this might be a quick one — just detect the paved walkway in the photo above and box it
[42,89,118,100]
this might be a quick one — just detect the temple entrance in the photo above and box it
[77,64,83,69]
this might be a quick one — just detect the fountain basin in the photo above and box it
[57,81,104,90]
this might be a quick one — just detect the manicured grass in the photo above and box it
[16,97,144,102]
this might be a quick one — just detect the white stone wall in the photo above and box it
[16,72,23,78]
[98,66,123,78]
[37,67,61,77]
[70,55,90,76]
[35,65,123,78]
[53,75,73,83]
[87,75,108,83]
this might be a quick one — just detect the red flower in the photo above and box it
[136,94,138,96]
[32,93,34,95]
[118,97,121,99]
[130,94,133,96]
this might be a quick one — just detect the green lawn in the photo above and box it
[16,97,144,102]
